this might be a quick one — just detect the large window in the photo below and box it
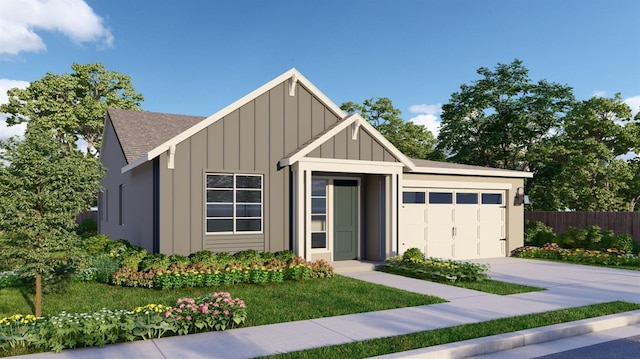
[206,174,263,234]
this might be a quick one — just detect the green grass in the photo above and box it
[451,279,544,295]
[261,301,640,359]
[0,275,445,326]
[380,268,544,295]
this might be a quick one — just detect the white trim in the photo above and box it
[409,166,533,178]
[289,73,298,96]
[351,121,360,140]
[167,144,176,169]
[296,157,404,174]
[121,68,348,173]
[402,180,513,190]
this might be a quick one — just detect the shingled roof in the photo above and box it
[107,108,205,164]
[410,158,533,178]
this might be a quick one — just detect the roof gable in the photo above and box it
[279,113,415,169]
[121,68,349,173]
[106,108,205,164]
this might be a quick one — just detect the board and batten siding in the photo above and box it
[157,81,361,255]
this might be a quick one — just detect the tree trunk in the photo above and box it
[35,271,42,317]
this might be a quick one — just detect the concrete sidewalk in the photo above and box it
[13,258,640,359]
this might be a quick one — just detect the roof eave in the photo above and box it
[408,166,534,178]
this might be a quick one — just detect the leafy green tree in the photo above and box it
[0,63,143,156]
[529,95,640,210]
[341,97,437,159]
[436,59,575,172]
[0,126,104,316]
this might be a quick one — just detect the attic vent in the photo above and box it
[289,73,298,96]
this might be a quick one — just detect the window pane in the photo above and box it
[429,192,453,204]
[403,192,425,204]
[236,190,261,203]
[311,233,326,249]
[236,219,261,232]
[236,175,261,189]
[311,215,326,232]
[236,204,261,217]
[311,198,326,214]
[207,190,233,203]
[312,179,327,196]
[207,175,233,188]
[456,193,478,204]
[207,219,233,232]
[482,193,503,204]
[207,204,233,217]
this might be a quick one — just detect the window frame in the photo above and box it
[205,173,263,235]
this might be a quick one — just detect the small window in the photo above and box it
[429,192,453,204]
[482,193,503,205]
[118,184,124,225]
[456,193,478,204]
[311,179,328,249]
[206,173,263,234]
[403,192,425,204]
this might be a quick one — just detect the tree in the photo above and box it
[528,95,640,211]
[0,63,143,156]
[341,97,437,159]
[0,126,104,316]
[436,59,575,172]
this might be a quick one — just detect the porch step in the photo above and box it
[331,260,384,274]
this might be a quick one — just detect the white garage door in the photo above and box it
[400,189,506,260]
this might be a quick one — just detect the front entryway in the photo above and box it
[333,180,358,260]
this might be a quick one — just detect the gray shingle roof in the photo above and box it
[107,108,205,164]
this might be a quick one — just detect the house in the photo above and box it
[99,69,533,262]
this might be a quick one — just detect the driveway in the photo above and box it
[475,257,640,305]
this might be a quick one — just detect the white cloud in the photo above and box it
[408,103,442,137]
[0,0,113,55]
[624,95,640,116]
[592,90,607,98]
[0,79,30,140]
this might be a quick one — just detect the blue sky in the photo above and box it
[1,0,639,140]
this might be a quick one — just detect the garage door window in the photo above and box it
[429,192,453,204]
[403,192,425,204]
[456,193,478,204]
[482,193,503,204]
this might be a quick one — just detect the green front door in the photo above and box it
[333,180,358,260]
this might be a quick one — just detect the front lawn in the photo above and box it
[0,275,445,327]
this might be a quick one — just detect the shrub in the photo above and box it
[76,218,98,237]
[382,256,489,283]
[0,271,21,289]
[511,244,640,267]
[274,250,296,262]
[402,248,425,263]
[79,234,113,257]
[119,246,148,270]
[168,254,190,267]
[524,220,556,247]
[189,250,217,265]
[310,259,334,279]
[233,250,262,265]
[140,253,170,272]
[610,234,634,254]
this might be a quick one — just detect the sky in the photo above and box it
[1,0,639,140]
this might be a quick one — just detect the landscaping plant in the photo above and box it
[382,248,489,283]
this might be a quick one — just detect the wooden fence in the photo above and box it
[525,211,640,243]
[77,210,98,224]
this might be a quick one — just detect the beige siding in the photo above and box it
[157,81,346,255]
[99,118,155,252]
[309,126,400,163]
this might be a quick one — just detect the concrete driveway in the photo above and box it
[476,257,640,306]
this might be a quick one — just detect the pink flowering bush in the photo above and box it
[163,292,247,334]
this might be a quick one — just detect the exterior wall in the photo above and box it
[308,126,398,162]
[364,175,386,261]
[157,82,352,255]
[99,118,155,251]
[402,173,525,254]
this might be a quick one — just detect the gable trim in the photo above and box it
[121,68,346,173]
[278,113,415,169]
[408,166,533,178]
